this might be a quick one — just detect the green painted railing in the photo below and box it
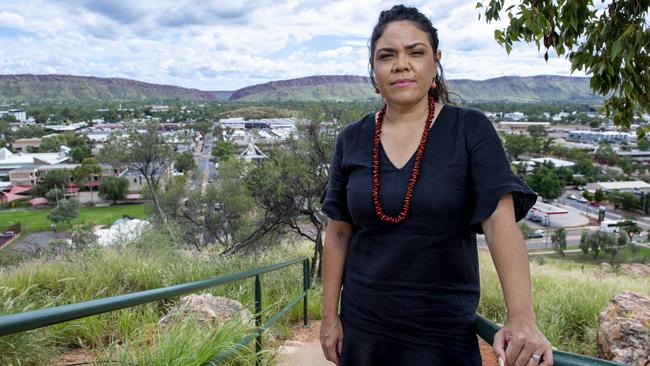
[476,314,627,366]
[0,256,310,366]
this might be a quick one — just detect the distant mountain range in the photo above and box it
[0,74,602,104]
[0,74,229,103]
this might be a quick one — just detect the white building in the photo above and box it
[0,146,71,180]
[502,112,526,121]
[529,157,576,168]
[219,117,246,129]
[0,109,27,122]
[150,105,170,112]
[568,130,633,144]
[497,122,550,134]
[44,122,87,132]
[586,180,650,194]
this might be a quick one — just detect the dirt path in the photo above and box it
[276,320,499,366]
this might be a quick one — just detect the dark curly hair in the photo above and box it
[368,4,452,104]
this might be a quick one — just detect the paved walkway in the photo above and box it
[275,321,329,366]
[275,321,499,366]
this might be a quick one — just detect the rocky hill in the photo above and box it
[0,74,218,103]
[229,74,601,104]
[0,74,601,104]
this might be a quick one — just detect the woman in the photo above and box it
[320,5,553,366]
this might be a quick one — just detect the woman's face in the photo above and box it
[372,20,437,107]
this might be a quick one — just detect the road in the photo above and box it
[193,132,218,190]
[475,190,649,250]
[476,227,593,250]
[558,195,650,231]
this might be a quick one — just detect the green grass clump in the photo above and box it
[478,251,650,357]
[0,228,314,365]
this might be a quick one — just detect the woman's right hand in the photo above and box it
[320,316,344,365]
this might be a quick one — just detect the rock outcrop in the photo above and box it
[597,291,650,366]
[619,263,650,277]
[159,294,253,326]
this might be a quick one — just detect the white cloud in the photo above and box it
[0,11,26,27]
[0,0,586,90]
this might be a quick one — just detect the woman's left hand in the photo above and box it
[492,316,553,366]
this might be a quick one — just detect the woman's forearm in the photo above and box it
[483,194,536,321]
[322,220,352,320]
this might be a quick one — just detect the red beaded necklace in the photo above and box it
[371,95,436,223]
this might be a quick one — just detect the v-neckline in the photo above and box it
[376,105,446,172]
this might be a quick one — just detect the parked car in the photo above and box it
[1,231,15,238]
[590,200,600,207]
[568,194,577,200]
[576,196,588,203]
[526,229,544,238]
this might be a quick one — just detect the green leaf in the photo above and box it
[475,2,483,8]
[494,29,504,43]
[611,39,623,59]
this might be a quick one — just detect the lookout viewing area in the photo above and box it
[0,255,629,366]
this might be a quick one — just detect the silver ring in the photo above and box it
[531,354,542,362]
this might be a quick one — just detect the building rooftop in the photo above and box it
[530,157,576,168]
[0,148,70,173]
[587,181,650,191]
[44,123,87,131]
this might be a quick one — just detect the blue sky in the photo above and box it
[0,1,586,91]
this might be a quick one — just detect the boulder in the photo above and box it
[159,294,253,326]
[619,263,650,277]
[597,291,650,366]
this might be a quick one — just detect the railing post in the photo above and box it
[303,258,310,327]
[254,274,262,366]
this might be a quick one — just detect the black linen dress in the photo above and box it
[321,105,538,366]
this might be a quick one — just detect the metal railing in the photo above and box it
[0,256,310,366]
[476,314,627,366]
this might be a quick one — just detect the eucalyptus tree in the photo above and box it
[479,1,649,133]
[100,122,175,236]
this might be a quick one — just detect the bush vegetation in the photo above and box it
[1,227,648,364]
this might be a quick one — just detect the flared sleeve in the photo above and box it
[467,111,537,234]
[320,132,353,223]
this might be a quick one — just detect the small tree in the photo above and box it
[617,230,630,247]
[99,176,129,204]
[48,198,79,227]
[68,223,98,252]
[72,158,103,205]
[579,231,590,254]
[100,122,174,236]
[589,231,602,259]
[174,151,196,173]
[595,231,618,261]
[551,228,567,256]
[524,163,563,201]
[34,169,70,197]
[45,187,64,204]
[594,189,605,202]
[618,218,641,242]
[212,141,236,161]
[620,192,640,211]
